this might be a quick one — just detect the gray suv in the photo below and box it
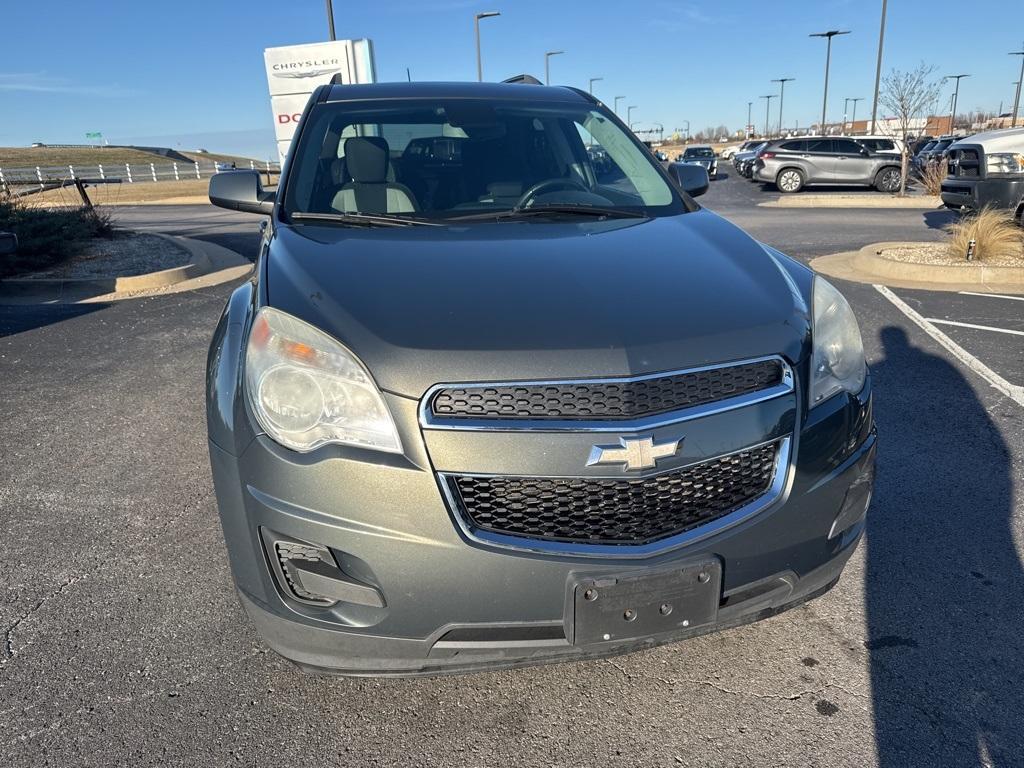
[206,79,875,676]
[753,137,903,193]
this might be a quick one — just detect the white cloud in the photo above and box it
[0,73,132,97]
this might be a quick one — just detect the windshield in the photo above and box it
[282,98,683,220]
[683,148,714,158]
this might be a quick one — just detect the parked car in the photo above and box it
[941,127,1024,221]
[852,135,905,157]
[917,136,961,170]
[206,79,875,676]
[734,142,767,178]
[912,139,938,170]
[719,143,744,160]
[909,135,935,156]
[731,140,763,167]
[676,144,718,179]
[215,161,238,173]
[752,136,903,193]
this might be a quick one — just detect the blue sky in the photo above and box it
[2,0,1023,158]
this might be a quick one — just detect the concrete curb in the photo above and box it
[811,242,1024,293]
[760,195,942,209]
[0,235,251,304]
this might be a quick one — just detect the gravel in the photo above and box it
[24,231,191,279]
[880,243,1024,266]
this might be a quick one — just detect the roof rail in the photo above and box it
[329,73,347,85]
[502,74,542,85]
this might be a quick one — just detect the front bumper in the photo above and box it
[940,177,1024,212]
[209,381,875,676]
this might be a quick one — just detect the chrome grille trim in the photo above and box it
[419,355,794,433]
[438,437,792,559]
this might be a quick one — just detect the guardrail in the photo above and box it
[0,159,281,189]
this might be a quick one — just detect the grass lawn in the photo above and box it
[0,146,269,170]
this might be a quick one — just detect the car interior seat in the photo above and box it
[331,137,419,214]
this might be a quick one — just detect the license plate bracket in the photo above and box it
[572,560,721,645]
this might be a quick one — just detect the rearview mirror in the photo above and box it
[209,170,276,215]
[668,162,710,198]
[0,232,18,256]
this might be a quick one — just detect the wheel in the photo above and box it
[776,168,804,193]
[875,167,902,193]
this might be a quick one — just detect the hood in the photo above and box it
[953,127,1024,152]
[266,211,811,398]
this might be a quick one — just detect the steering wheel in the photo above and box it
[516,178,588,208]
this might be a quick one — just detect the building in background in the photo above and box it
[264,39,376,164]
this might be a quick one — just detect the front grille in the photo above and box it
[445,441,780,546]
[430,359,783,421]
[948,148,980,178]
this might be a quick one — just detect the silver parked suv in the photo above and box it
[753,136,903,193]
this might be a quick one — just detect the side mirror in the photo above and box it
[861,148,870,156]
[0,232,18,256]
[209,169,275,215]
[668,162,710,198]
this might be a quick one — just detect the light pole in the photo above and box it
[870,0,888,133]
[944,74,970,131]
[614,96,625,116]
[545,50,564,85]
[325,0,336,40]
[843,98,851,132]
[1011,47,1024,128]
[474,11,500,82]
[588,77,603,95]
[682,120,690,141]
[760,94,776,138]
[772,78,794,136]
[810,30,850,133]
[747,101,753,136]
[849,97,864,132]
[627,105,637,129]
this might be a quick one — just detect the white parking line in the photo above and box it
[873,285,1024,408]
[924,319,1024,337]
[958,291,1024,302]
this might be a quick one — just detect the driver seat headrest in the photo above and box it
[344,136,390,183]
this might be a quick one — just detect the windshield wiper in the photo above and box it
[449,205,649,222]
[289,211,441,227]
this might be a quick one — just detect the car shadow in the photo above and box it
[0,302,110,337]
[922,208,957,231]
[866,326,1023,764]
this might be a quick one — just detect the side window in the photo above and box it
[780,140,806,151]
[833,139,863,154]
[806,139,833,153]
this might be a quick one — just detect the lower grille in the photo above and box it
[445,441,781,546]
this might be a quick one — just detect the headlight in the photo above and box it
[244,307,401,453]
[986,153,1024,176]
[810,277,866,407]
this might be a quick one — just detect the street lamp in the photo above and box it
[627,105,637,129]
[474,11,500,82]
[843,98,852,132]
[747,101,753,137]
[588,77,603,95]
[544,50,564,85]
[944,74,970,131]
[810,30,851,132]
[849,97,864,133]
[760,94,776,138]
[1010,48,1024,128]
[325,0,336,40]
[772,78,794,137]
[870,0,888,133]
[613,96,625,116]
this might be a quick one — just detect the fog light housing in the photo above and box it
[260,529,385,608]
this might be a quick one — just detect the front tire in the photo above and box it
[875,167,902,193]
[776,168,804,193]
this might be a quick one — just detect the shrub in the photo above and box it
[0,196,114,278]
[915,159,946,197]
[946,206,1024,263]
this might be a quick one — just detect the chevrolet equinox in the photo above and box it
[206,80,876,676]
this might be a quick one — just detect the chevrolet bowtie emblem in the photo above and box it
[587,436,681,472]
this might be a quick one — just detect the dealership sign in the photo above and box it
[263,39,376,163]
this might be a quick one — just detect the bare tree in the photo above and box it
[879,63,942,196]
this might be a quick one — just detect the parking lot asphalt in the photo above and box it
[2,175,1022,767]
